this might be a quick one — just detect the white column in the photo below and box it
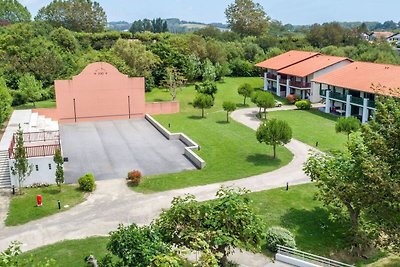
[362,98,369,123]
[276,75,280,96]
[264,72,268,91]
[325,91,331,113]
[345,94,351,117]
[286,79,290,97]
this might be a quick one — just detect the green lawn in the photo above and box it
[18,236,110,267]
[13,99,57,110]
[6,185,86,226]
[268,109,347,152]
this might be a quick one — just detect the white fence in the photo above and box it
[276,245,354,267]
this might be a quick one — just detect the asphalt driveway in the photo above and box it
[60,119,195,183]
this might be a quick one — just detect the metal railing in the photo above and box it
[350,96,363,106]
[367,100,376,109]
[277,245,354,267]
[266,73,277,80]
[8,131,60,159]
[330,92,347,101]
[290,81,311,88]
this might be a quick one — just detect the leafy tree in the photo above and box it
[10,126,33,194]
[256,118,292,159]
[35,0,107,33]
[202,59,216,82]
[105,224,172,267]
[195,81,218,99]
[237,83,254,105]
[252,91,275,119]
[182,54,202,81]
[0,78,12,125]
[18,74,42,107]
[50,27,79,52]
[192,94,214,118]
[0,0,31,23]
[161,67,186,101]
[335,116,361,141]
[155,187,265,266]
[304,132,390,251]
[129,18,169,34]
[53,148,64,191]
[0,241,57,266]
[222,101,236,122]
[225,0,269,36]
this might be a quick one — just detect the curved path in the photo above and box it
[0,107,314,253]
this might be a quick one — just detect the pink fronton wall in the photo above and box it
[145,101,180,115]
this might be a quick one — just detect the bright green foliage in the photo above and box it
[0,78,12,124]
[265,226,296,252]
[35,0,107,32]
[295,100,311,110]
[304,132,391,251]
[53,148,64,190]
[237,83,254,105]
[256,118,292,159]
[252,91,275,119]
[222,101,236,122]
[307,22,363,48]
[50,27,79,52]
[155,187,265,266]
[129,18,168,34]
[18,73,43,107]
[161,67,186,101]
[0,0,31,23]
[195,81,218,99]
[0,242,57,267]
[202,59,217,82]
[106,224,172,267]
[192,93,214,118]
[335,116,361,140]
[10,126,33,194]
[225,0,269,36]
[183,54,202,82]
[151,254,182,267]
[78,173,95,192]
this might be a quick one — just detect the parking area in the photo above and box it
[60,119,196,183]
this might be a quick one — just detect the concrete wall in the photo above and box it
[9,156,57,186]
[55,62,146,123]
[145,101,180,115]
[276,254,321,267]
[145,114,205,169]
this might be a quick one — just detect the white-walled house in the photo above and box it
[387,33,400,45]
[313,61,400,122]
[256,51,352,102]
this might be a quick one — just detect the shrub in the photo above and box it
[285,94,301,104]
[78,173,95,192]
[295,100,312,110]
[127,170,142,186]
[266,226,296,252]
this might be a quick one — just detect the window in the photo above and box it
[48,164,52,170]
[35,165,39,171]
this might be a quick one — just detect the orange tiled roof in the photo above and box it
[312,61,400,97]
[278,55,351,77]
[370,31,394,39]
[255,50,320,70]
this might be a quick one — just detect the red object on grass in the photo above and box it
[37,195,43,207]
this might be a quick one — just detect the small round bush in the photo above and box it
[295,100,312,110]
[266,226,296,252]
[78,173,95,192]
[127,170,142,186]
[285,94,301,104]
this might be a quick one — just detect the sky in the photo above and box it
[20,0,400,25]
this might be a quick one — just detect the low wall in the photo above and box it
[145,114,205,169]
[32,108,59,121]
[9,156,57,186]
[145,101,180,115]
[276,254,321,267]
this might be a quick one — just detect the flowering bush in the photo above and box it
[127,170,142,186]
[286,94,301,104]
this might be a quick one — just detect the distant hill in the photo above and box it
[107,19,228,33]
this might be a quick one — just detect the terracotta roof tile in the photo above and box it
[312,61,400,97]
[255,50,319,70]
[278,55,352,77]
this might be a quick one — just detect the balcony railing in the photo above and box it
[266,73,277,80]
[368,100,376,109]
[320,89,327,97]
[330,92,347,101]
[290,81,311,88]
[350,96,363,106]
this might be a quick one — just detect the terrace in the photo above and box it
[8,131,61,159]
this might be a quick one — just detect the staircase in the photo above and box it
[0,151,11,189]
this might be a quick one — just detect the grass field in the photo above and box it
[18,236,109,267]
[268,109,347,152]
[6,185,86,226]
[134,77,294,192]
[14,99,57,110]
